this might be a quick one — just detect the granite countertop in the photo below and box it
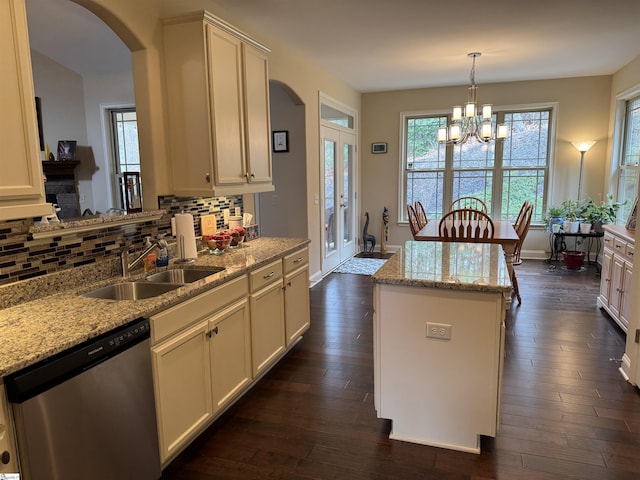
[0,237,309,378]
[372,241,512,293]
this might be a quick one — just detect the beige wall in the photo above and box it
[72,0,360,279]
[361,76,612,256]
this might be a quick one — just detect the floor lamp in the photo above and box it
[571,141,596,200]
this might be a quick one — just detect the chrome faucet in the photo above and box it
[121,238,168,277]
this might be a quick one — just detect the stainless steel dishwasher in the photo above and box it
[5,318,160,480]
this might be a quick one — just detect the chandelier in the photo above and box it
[437,52,508,145]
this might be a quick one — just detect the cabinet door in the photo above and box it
[243,42,272,185]
[209,298,252,413]
[152,321,213,464]
[0,385,19,473]
[206,24,247,186]
[599,249,613,306]
[284,264,310,345]
[250,280,285,376]
[0,0,49,220]
[609,255,625,319]
[619,263,632,332]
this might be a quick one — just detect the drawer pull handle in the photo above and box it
[263,271,275,279]
[629,252,634,257]
[293,258,303,263]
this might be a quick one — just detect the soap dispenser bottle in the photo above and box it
[143,236,157,272]
[156,235,169,268]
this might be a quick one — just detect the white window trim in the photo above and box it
[612,84,640,198]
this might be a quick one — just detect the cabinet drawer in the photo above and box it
[612,237,626,254]
[250,259,282,291]
[603,233,614,250]
[625,243,635,263]
[284,247,308,274]
[151,275,248,344]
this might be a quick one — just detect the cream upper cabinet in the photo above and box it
[163,11,274,197]
[0,0,50,221]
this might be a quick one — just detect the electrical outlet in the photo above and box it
[426,322,452,340]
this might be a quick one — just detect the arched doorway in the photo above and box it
[257,80,307,238]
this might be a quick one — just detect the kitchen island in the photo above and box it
[371,241,511,453]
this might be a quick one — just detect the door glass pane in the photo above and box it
[324,139,337,253]
[343,142,353,243]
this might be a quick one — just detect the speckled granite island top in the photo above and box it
[372,241,512,293]
[0,237,309,377]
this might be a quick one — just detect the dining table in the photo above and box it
[415,219,520,281]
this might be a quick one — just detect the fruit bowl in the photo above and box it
[207,234,230,254]
[229,226,246,247]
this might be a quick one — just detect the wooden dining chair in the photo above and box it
[512,201,534,266]
[414,201,427,229]
[407,204,422,239]
[438,208,495,240]
[449,197,488,214]
[509,201,533,305]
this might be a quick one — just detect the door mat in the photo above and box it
[355,252,395,259]
[334,257,387,275]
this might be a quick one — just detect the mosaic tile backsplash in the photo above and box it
[0,195,242,287]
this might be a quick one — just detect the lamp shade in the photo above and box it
[571,140,596,153]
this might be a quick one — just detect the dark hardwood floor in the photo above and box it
[161,260,640,480]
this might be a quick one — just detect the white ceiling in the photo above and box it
[26,0,640,92]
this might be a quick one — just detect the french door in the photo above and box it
[321,126,356,274]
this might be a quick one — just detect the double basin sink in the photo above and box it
[82,267,225,301]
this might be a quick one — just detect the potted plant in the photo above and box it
[544,205,565,233]
[560,199,580,233]
[580,194,625,232]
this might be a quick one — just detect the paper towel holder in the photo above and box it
[175,234,196,264]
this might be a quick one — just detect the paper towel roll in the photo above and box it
[175,213,198,260]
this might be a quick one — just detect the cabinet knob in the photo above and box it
[250,172,256,178]
[1,450,10,465]
[205,172,211,183]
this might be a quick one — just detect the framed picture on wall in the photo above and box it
[57,140,77,161]
[625,197,637,232]
[272,130,289,152]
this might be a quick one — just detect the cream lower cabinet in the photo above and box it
[598,226,635,333]
[163,11,273,197]
[283,247,310,346]
[152,320,213,465]
[151,275,250,465]
[0,0,50,221]
[209,299,252,412]
[0,384,19,474]
[250,260,285,377]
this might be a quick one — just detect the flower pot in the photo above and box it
[548,216,563,233]
[563,220,579,234]
[579,222,592,234]
[563,250,586,270]
[592,221,606,233]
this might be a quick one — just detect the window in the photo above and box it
[401,107,552,223]
[616,95,640,222]
[109,108,141,211]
